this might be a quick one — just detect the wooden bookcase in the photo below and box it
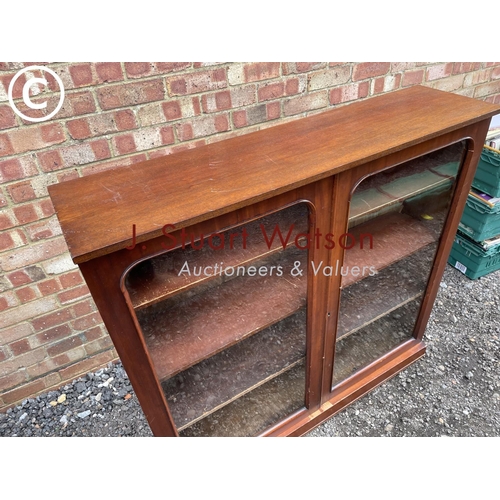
[48,86,500,436]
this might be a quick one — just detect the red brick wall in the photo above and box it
[1,62,499,410]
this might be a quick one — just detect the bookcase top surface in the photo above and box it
[48,85,500,263]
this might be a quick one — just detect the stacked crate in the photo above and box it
[449,145,500,279]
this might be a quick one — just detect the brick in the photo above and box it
[0,156,38,182]
[47,335,83,357]
[57,349,117,381]
[308,66,351,91]
[0,71,27,100]
[282,63,326,75]
[114,109,137,130]
[168,68,227,95]
[464,69,492,87]
[176,114,229,141]
[6,270,31,287]
[452,62,481,75]
[9,338,31,356]
[0,348,6,362]
[0,295,9,311]
[37,150,63,172]
[0,232,15,252]
[126,62,191,79]
[3,123,65,156]
[0,212,14,230]
[66,118,91,140]
[65,91,96,116]
[7,180,36,202]
[39,199,55,217]
[329,82,370,105]
[1,237,68,271]
[137,103,164,126]
[15,286,38,303]
[58,284,90,304]
[0,370,27,393]
[492,66,500,80]
[214,89,248,113]
[353,62,390,81]
[84,325,106,342]
[25,218,61,241]
[0,377,45,405]
[283,91,329,116]
[258,82,285,102]
[37,278,61,296]
[372,74,402,95]
[402,70,425,87]
[96,62,123,83]
[0,296,59,330]
[474,80,500,99]
[31,307,72,331]
[0,105,16,130]
[84,335,113,355]
[0,323,33,344]
[34,323,71,345]
[97,79,165,110]
[14,90,94,123]
[391,62,424,72]
[25,265,46,282]
[267,102,280,120]
[162,101,182,121]
[0,347,47,376]
[25,356,61,379]
[429,74,465,92]
[125,62,153,78]
[227,63,280,85]
[156,62,191,74]
[69,63,94,87]
[113,134,136,155]
[71,299,95,318]
[201,90,232,113]
[426,63,453,81]
[285,78,300,96]
[58,270,84,289]
[39,140,111,171]
[13,204,38,224]
[0,133,14,156]
[72,312,101,331]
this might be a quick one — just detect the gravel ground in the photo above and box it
[1,265,499,438]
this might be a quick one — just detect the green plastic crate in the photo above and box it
[448,231,500,280]
[458,190,500,241]
[472,146,500,198]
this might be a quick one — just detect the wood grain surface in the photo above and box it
[48,86,500,263]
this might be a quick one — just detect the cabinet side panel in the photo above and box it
[79,257,177,436]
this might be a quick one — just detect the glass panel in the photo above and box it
[332,142,466,388]
[125,203,310,436]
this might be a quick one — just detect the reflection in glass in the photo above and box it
[125,203,310,436]
[332,142,466,387]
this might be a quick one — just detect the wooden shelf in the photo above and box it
[338,243,436,339]
[349,140,461,228]
[126,203,308,310]
[180,361,306,437]
[137,248,307,380]
[333,298,421,387]
[341,211,440,288]
[163,309,306,431]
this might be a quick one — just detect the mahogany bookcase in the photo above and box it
[48,86,500,436]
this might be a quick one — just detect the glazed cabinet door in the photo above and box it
[324,137,478,399]
[117,181,331,436]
